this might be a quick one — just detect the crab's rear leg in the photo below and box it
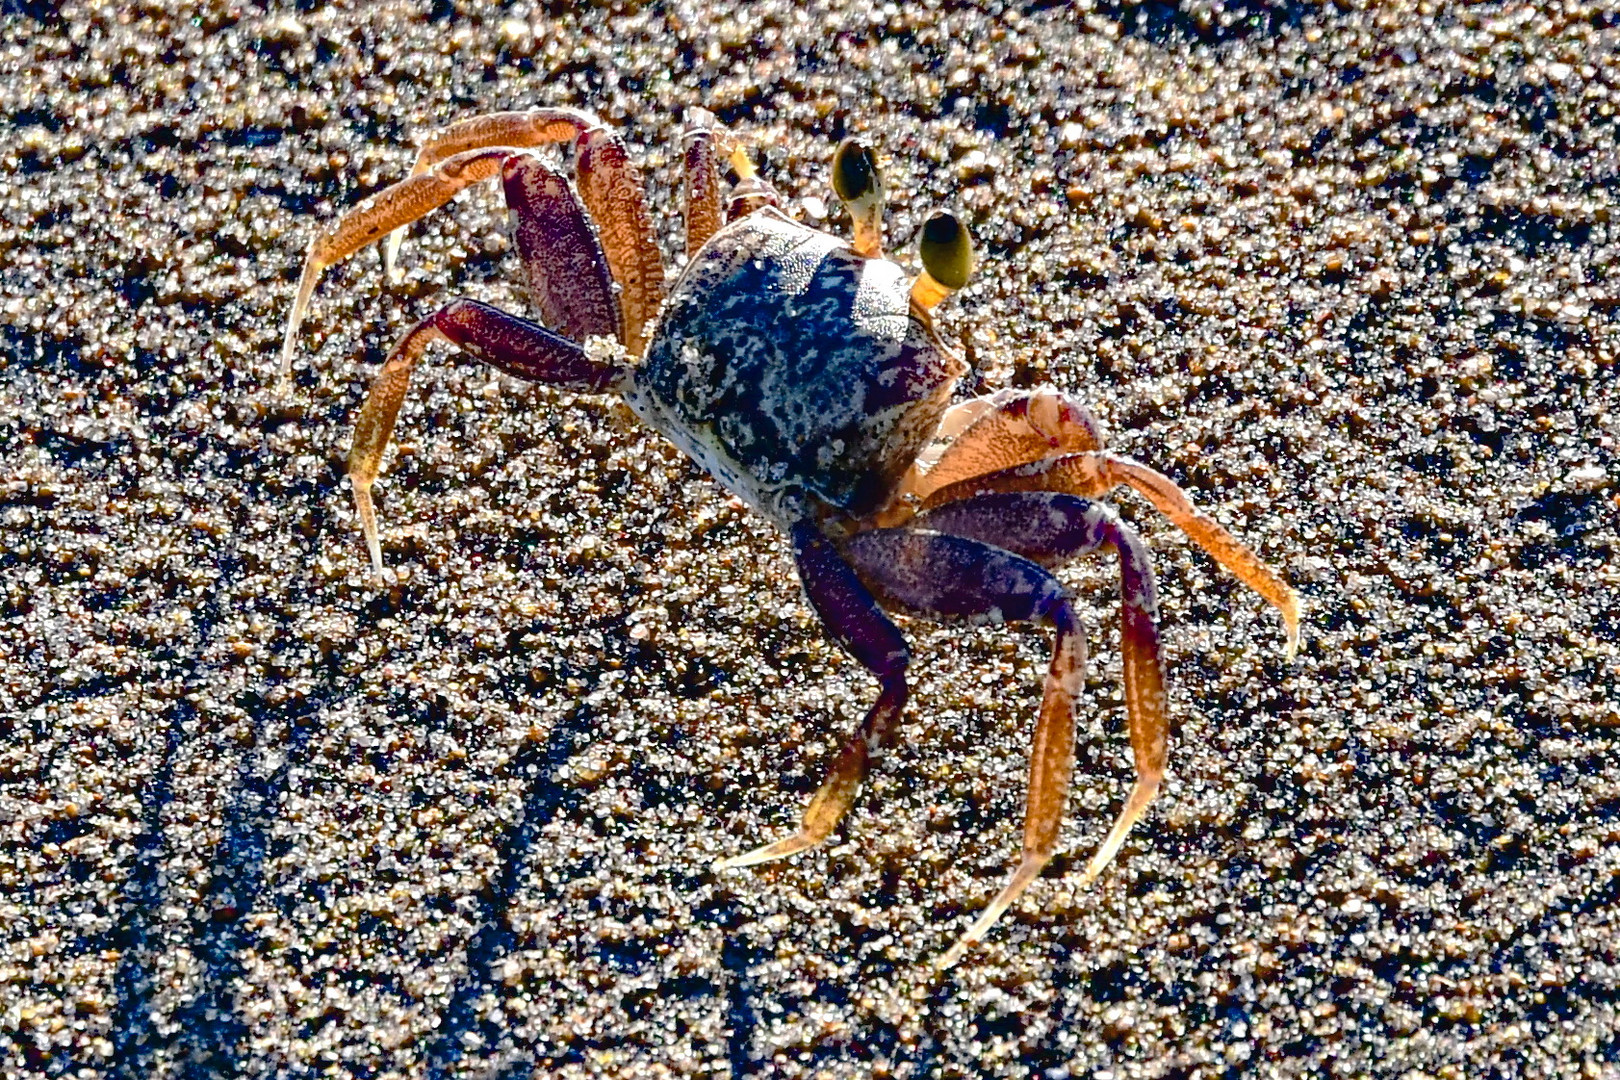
[284,117,664,377]
[281,147,514,379]
[926,448,1300,657]
[376,109,663,355]
[501,155,622,342]
[716,523,910,867]
[682,114,724,257]
[835,528,1089,968]
[380,107,599,279]
[571,128,665,357]
[348,300,628,575]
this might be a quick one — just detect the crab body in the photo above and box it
[628,207,963,529]
[281,108,1300,968]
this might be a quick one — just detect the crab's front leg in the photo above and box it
[716,522,910,867]
[913,493,1169,896]
[927,451,1299,656]
[835,528,1091,968]
[900,387,1107,505]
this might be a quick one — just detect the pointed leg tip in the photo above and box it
[712,850,757,871]
[1281,594,1303,660]
[934,939,975,971]
[714,834,820,870]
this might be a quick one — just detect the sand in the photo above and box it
[2,1,1616,1076]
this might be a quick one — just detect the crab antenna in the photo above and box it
[911,210,973,310]
[832,138,885,258]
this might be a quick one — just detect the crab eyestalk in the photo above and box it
[832,138,886,258]
[722,139,780,221]
[911,210,973,310]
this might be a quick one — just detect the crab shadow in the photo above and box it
[105,677,333,1078]
[422,695,596,1077]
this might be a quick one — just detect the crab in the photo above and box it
[280,107,1300,968]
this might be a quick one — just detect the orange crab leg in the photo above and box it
[924,450,1300,657]
[573,129,665,358]
[911,492,1168,961]
[835,527,1088,968]
[347,299,627,576]
[380,107,599,278]
[280,147,513,379]
[716,522,911,867]
[902,387,1107,505]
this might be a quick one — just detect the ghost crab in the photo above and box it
[280,107,1300,967]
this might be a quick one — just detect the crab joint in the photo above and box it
[832,138,886,258]
[911,210,974,310]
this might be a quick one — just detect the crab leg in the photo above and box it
[347,299,628,576]
[717,523,910,868]
[380,107,599,278]
[914,492,1168,887]
[925,451,1300,657]
[572,129,665,358]
[281,147,514,379]
[903,387,1107,504]
[682,116,724,257]
[372,111,669,352]
[503,154,620,342]
[285,150,624,380]
[836,528,1087,968]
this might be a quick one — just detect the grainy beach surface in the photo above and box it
[2,1,1616,1076]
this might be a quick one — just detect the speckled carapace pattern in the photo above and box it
[632,208,962,525]
[2,1,1617,1078]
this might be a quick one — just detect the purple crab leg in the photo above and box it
[836,527,1088,968]
[716,522,910,868]
[682,115,724,257]
[502,154,620,342]
[915,492,1168,884]
[924,450,1300,657]
[380,107,598,279]
[347,299,628,576]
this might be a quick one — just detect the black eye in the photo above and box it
[918,211,973,289]
[832,139,880,204]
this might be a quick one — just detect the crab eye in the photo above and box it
[832,138,882,204]
[832,139,887,259]
[918,211,974,290]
